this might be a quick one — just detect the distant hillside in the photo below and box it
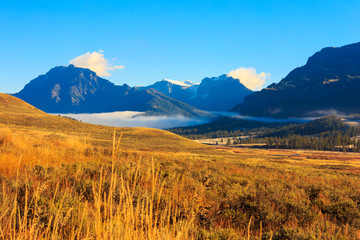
[250,115,360,152]
[0,93,209,152]
[170,116,294,139]
[232,42,360,117]
[13,65,209,117]
[170,115,355,142]
[142,75,253,111]
[258,115,345,138]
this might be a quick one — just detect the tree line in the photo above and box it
[173,115,360,152]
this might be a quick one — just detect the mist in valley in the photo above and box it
[58,111,212,129]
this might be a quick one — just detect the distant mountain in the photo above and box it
[142,75,253,111]
[232,42,360,118]
[189,75,253,111]
[13,65,210,117]
[139,79,198,103]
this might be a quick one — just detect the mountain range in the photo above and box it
[13,65,252,116]
[13,65,214,117]
[233,42,360,118]
[141,74,253,111]
[11,41,360,120]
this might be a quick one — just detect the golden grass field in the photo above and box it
[1,93,360,239]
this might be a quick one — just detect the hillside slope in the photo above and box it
[0,93,209,152]
[233,42,360,117]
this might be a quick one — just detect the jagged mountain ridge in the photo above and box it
[142,74,253,111]
[13,65,210,117]
[139,79,198,103]
[232,42,360,117]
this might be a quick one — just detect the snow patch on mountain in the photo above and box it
[162,79,197,88]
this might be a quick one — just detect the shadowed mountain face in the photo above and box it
[142,75,253,111]
[139,79,197,103]
[190,75,253,111]
[232,42,360,118]
[13,65,209,117]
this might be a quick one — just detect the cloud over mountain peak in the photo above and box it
[227,67,270,91]
[69,50,124,76]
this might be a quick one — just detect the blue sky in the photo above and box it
[1,0,360,93]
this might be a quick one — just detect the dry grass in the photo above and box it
[1,93,360,239]
[1,129,359,239]
[0,130,199,239]
[0,93,210,153]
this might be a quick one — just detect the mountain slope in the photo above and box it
[142,75,253,111]
[232,42,360,117]
[0,93,210,152]
[142,88,210,117]
[188,74,253,111]
[13,65,209,117]
[139,79,197,103]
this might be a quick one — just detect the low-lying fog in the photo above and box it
[57,111,211,129]
[56,111,312,130]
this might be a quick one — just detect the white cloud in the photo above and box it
[69,50,124,76]
[227,67,270,91]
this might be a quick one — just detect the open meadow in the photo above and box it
[0,94,360,239]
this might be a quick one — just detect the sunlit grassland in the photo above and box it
[0,94,360,239]
[1,126,360,239]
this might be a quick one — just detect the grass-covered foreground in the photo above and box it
[0,93,360,239]
[1,127,360,239]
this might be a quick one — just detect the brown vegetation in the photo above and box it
[0,93,360,239]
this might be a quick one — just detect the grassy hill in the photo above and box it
[0,93,209,153]
[1,93,360,239]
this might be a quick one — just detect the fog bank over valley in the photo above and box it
[57,111,212,129]
[56,111,316,130]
